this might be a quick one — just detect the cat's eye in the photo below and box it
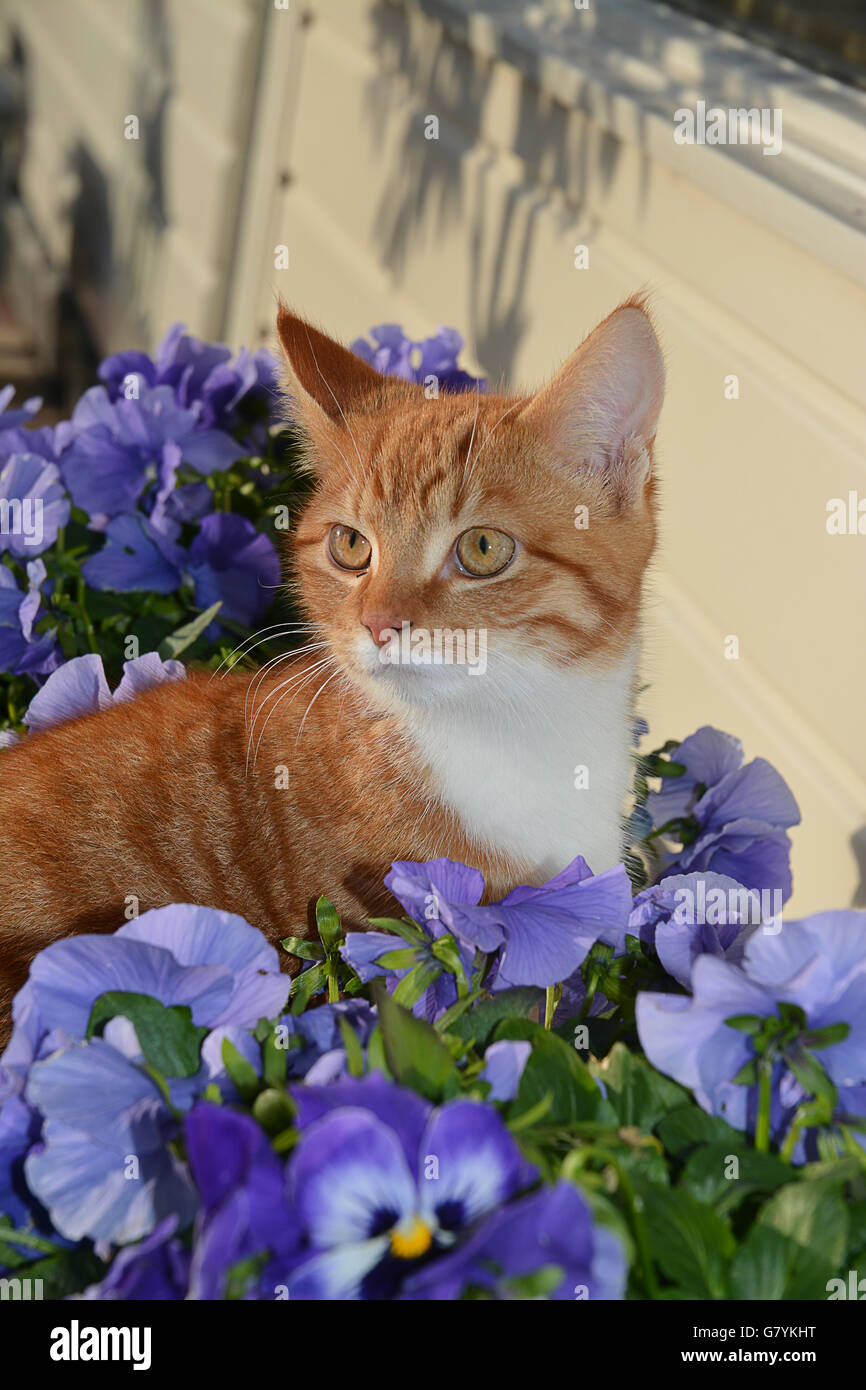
[455,527,515,577]
[328,524,371,571]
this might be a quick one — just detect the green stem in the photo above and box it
[326,956,340,1004]
[755,1056,773,1154]
[0,1226,61,1255]
[566,1146,659,1300]
[780,1119,801,1164]
[76,576,99,653]
[579,964,602,1021]
[544,982,562,1030]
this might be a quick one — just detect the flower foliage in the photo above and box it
[0,331,863,1302]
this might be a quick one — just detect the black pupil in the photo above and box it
[347,530,358,549]
[478,533,488,555]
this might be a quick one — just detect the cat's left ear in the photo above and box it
[276,304,412,457]
[521,301,665,502]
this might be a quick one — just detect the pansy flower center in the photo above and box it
[389,1213,433,1259]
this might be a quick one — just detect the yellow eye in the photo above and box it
[328,524,371,571]
[455,527,515,577]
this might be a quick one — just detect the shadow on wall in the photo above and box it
[358,0,815,381]
[66,0,171,356]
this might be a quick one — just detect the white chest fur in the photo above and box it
[403,648,637,880]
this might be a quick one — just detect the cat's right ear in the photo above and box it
[520,300,665,506]
[276,305,403,456]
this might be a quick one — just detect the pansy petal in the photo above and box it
[23,653,113,732]
[290,1073,431,1170]
[287,1238,390,1301]
[290,1109,417,1247]
[418,1100,533,1228]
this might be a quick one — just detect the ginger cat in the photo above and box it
[0,299,664,1031]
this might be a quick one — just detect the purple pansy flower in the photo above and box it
[62,382,242,523]
[99,324,278,436]
[0,559,60,679]
[350,325,486,394]
[185,1105,303,1300]
[4,906,290,1244]
[0,1093,43,1232]
[630,871,762,988]
[647,726,800,900]
[0,904,290,1095]
[0,384,42,432]
[23,1039,197,1244]
[479,1039,532,1102]
[0,453,70,559]
[404,1180,626,1301]
[276,1001,377,1079]
[81,512,185,594]
[636,909,866,1148]
[341,878,476,1023]
[76,1215,190,1300]
[187,512,281,629]
[284,1075,536,1299]
[23,650,184,734]
[382,855,633,991]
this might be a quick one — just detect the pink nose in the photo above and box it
[362,613,409,647]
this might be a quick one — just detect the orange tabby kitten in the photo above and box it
[0,299,664,1030]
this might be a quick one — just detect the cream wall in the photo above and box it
[7,0,866,912]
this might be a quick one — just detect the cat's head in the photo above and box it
[277,301,664,711]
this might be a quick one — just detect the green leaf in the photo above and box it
[372,981,458,1102]
[653,758,687,779]
[731,1181,849,1300]
[656,1104,741,1158]
[681,1143,792,1214]
[289,962,327,1013]
[429,934,468,988]
[366,916,427,946]
[786,1046,837,1108]
[315,896,342,952]
[224,1250,270,1300]
[632,1178,735,1299]
[0,1249,107,1300]
[448,988,542,1047]
[505,1023,603,1125]
[221,1037,261,1104]
[375,948,419,970]
[366,1025,392,1078]
[724,1013,765,1035]
[157,600,222,660]
[262,1030,288,1090]
[804,1021,851,1050]
[280,937,325,962]
[338,1015,365,1077]
[87,991,208,1079]
[391,959,442,1010]
[596,1043,689,1131]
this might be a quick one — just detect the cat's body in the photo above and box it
[0,300,665,1029]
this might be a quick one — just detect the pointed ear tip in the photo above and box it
[614,301,666,377]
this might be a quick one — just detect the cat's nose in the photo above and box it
[362,613,410,647]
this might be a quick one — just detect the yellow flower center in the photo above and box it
[389,1214,434,1260]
